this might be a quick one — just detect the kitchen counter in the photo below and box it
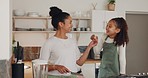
[82,59,101,78]
[85,59,101,64]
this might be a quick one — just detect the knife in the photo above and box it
[71,72,83,76]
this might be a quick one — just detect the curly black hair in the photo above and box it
[49,6,70,30]
[111,17,129,46]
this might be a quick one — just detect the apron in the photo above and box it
[98,41,120,78]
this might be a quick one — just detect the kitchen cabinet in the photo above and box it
[81,59,101,78]
[12,16,91,32]
[12,16,50,47]
[91,10,125,32]
[12,16,49,31]
[12,63,24,78]
[12,16,92,47]
[81,63,95,78]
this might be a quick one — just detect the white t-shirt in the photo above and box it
[39,35,81,75]
[93,33,126,74]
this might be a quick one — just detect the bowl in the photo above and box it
[28,12,39,17]
[13,9,25,16]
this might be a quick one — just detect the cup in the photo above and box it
[86,28,90,31]
[81,27,85,31]
[32,59,48,78]
[76,28,81,31]
[74,11,82,17]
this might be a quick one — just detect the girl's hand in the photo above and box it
[89,35,98,48]
[90,34,98,41]
[54,65,70,74]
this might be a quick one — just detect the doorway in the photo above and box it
[126,13,148,74]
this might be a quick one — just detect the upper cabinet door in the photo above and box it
[91,10,125,32]
[105,11,117,23]
[92,10,105,32]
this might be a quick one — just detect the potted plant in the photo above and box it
[107,0,115,11]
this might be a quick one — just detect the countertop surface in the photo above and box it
[85,59,101,64]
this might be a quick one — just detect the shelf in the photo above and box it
[71,31,92,33]
[13,16,51,19]
[12,31,92,33]
[13,16,91,20]
[12,31,51,33]
[21,45,42,47]
[12,15,92,46]
[72,17,91,20]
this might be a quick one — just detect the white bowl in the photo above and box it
[13,9,25,16]
[28,12,39,17]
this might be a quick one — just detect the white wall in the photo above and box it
[12,0,148,16]
[116,0,148,12]
[12,0,107,16]
[0,0,12,60]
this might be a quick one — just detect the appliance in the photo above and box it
[13,41,24,63]
[78,46,100,59]
[118,72,148,78]
[95,63,100,78]
[12,63,24,78]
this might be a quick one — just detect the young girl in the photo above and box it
[92,17,129,78]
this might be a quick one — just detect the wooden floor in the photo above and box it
[24,61,33,78]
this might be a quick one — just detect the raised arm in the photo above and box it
[76,35,98,66]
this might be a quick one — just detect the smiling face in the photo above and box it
[106,20,120,38]
[59,16,73,33]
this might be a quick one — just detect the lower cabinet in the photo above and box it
[81,63,96,78]
[12,63,24,78]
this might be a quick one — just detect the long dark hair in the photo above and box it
[112,17,129,46]
[49,6,70,30]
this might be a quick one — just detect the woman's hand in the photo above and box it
[54,65,70,74]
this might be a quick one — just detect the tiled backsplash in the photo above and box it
[23,47,41,60]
